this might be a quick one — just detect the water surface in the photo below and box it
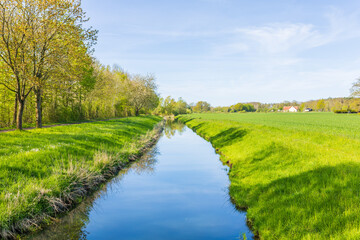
[30,122,253,240]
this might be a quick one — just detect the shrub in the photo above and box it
[334,109,358,114]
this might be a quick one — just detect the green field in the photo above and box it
[0,116,161,238]
[178,112,360,240]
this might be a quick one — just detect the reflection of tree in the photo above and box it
[163,120,186,139]
[132,147,159,174]
[28,189,97,240]
[29,146,160,240]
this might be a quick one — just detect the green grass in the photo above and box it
[0,116,161,237]
[178,112,360,240]
[188,112,360,139]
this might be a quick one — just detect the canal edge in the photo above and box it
[176,117,260,240]
[8,121,165,240]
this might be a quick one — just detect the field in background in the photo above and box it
[178,113,360,239]
[0,116,161,237]
[188,112,360,138]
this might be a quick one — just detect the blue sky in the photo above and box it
[82,0,360,106]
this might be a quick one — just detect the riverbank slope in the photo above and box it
[178,113,360,240]
[0,116,162,239]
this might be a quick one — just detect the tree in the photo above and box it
[243,104,255,112]
[193,101,211,112]
[163,96,176,115]
[123,74,159,116]
[316,99,325,111]
[154,97,190,116]
[0,0,97,129]
[351,78,360,97]
[0,1,34,129]
[175,98,188,115]
[349,98,360,112]
[300,103,305,112]
[231,103,243,112]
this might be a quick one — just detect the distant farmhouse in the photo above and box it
[283,106,299,112]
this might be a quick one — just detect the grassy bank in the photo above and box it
[178,113,360,240]
[0,116,162,239]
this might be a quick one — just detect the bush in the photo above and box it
[334,109,358,114]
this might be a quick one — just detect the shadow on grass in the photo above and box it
[210,128,248,148]
[249,142,289,163]
[230,162,360,239]
[176,117,195,124]
[0,116,160,192]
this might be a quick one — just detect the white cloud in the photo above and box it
[235,23,326,54]
[325,7,360,40]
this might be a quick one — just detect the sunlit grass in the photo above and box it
[178,113,360,240]
[0,116,161,238]
[189,112,360,139]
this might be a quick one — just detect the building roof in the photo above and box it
[283,106,299,110]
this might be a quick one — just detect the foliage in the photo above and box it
[299,103,305,112]
[316,99,326,111]
[229,103,256,112]
[334,109,357,114]
[0,0,97,129]
[350,78,360,97]
[178,112,360,239]
[243,98,360,113]
[154,96,190,116]
[0,1,159,130]
[122,74,159,116]
[0,62,160,129]
[193,101,211,112]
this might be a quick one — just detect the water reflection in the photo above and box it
[28,121,253,240]
[163,120,186,138]
[131,147,159,174]
[28,147,160,240]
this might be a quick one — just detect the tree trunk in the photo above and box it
[35,88,42,128]
[79,87,83,120]
[135,108,140,116]
[12,94,18,126]
[17,98,25,130]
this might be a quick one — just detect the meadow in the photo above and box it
[178,112,360,240]
[0,116,162,238]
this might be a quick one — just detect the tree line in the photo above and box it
[0,0,158,130]
[2,1,360,130]
[154,98,211,115]
[213,103,256,113]
[253,98,360,113]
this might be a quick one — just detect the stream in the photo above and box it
[29,121,253,240]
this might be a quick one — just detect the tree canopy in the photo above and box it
[0,1,161,130]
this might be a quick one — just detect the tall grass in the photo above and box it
[178,113,360,239]
[0,116,162,239]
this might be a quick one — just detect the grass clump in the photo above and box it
[178,113,360,240]
[0,116,162,239]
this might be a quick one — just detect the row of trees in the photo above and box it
[254,98,360,113]
[186,79,360,114]
[213,103,255,113]
[253,80,360,113]
[0,0,159,129]
[0,61,159,129]
[155,97,190,116]
[155,98,215,115]
[156,99,257,115]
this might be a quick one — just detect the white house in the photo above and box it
[283,106,299,112]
